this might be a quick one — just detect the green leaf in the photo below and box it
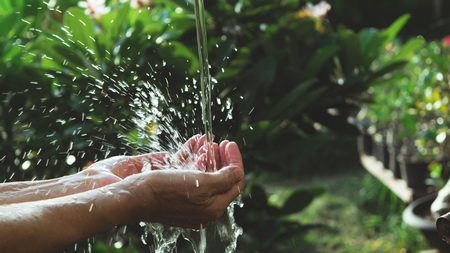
[0,13,17,37]
[1,41,21,64]
[337,28,361,76]
[382,14,410,43]
[63,8,99,58]
[359,14,410,68]
[156,41,199,75]
[304,45,340,78]
[267,79,316,119]
[284,87,327,120]
[241,56,277,115]
[367,60,408,84]
[278,189,314,215]
[0,0,25,13]
[243,56,276,89]
[103,4,130,41]
[359,28,388,68]
[392,37,425,61]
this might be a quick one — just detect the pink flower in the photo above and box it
[442,35,450,46]
[119,0,152,8]
[299,1,331,19]
[130,0,152,8]
[78,0,111,18]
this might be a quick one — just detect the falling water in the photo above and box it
[194,0,213,151]
[0,0,242,252]
[145,0,243,252]
[194,0,212,250]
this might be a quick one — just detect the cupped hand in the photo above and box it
[175,134,219,172]
[132,141,245,229]
[80,152,171,187]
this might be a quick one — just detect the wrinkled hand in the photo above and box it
[80,134,219,187]
[80,152,170,188]
[131,140,245,228]
[175,134,219,172]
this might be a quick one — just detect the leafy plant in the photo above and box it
[234,179,327,252]
[203,1,418,176]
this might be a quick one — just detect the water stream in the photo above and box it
[2,0,242,252]
[142,0,243,252]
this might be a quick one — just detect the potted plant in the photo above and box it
[403,192,450,252]
[355,37,425,174]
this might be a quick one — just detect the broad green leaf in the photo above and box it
[0,0,25,14]
[278,189,314,215]
[285,87,327,120]
[100,3,130,45]
[359,14,410,68]
[243,56,276,90]
[392,37,425,61]
[359,28,389,68]
[156,41,199,75]
[212,37,236,70]
[304,45,340,78]
[382,14,410,43]
[0,13,17,37]
[238,120,272,147]
[367,60,408,84]
[1,42,21,64]
[267,79,316,119]
[63,8,99,58]
[240,56,276,115]
[338,28,361,76]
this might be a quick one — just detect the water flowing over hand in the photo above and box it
[136,139,244,229]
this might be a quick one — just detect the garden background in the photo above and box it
[1,0,450,252]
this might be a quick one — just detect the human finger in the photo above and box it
[127,152,171,173]
[215,141,245,196]
[223,142,243,170]
[176,134,203,161]
[198,142,220,172]
[219,140,230,167]
[197,153,207,172]
[206,163,244,197]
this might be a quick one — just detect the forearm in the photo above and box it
[0,152,172,205]
[0,173,98,205]
[0,180,142,253]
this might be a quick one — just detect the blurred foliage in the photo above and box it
[235,179,327,252]
[0,0,422,181]
[0,0,431,252]
[325,0,450,40]
[360,36,450,185]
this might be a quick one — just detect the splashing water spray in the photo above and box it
[139,0,243,252]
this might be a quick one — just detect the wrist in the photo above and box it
[116,173,157,224]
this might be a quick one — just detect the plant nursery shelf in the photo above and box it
[360,154,429,203]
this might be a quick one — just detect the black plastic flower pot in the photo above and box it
[388,144,402,179]
[397,155,430,190]
[357,133,373,156]
[403,193,450,252]
[374,137,389,169]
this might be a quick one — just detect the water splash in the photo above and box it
[0,1,242,252]
[136,0,244,252]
